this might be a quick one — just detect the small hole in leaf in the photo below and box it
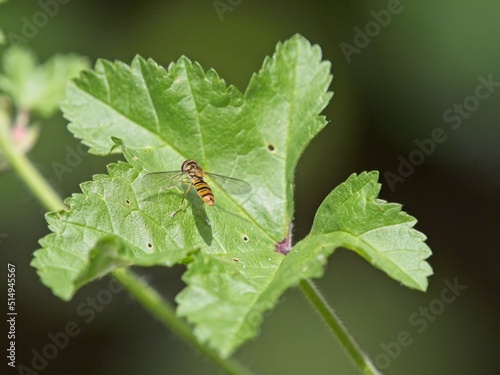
[267,144,275,152]
[125,199,130,205]
[147,242,153,249]
[232,257,240,262]
[242,235,249,242]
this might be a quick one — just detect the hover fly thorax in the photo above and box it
[181,159,204,178]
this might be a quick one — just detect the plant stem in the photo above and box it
[112,268,253,375]
[299,279,382,375]
[0,111,65,212]
[1,109,252,375]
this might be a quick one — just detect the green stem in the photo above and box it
[299,279,382,375]
[112,268,253,375]
[0,111,65,212]
[0,109,252,375]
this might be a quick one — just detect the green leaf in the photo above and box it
[310,171,432,290]
[0,47,88,116]
[33,34,432,358]
[304,171,432,290]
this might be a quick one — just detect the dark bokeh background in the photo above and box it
[1,1,499,374]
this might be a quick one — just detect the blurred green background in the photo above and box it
[1,0,499,374]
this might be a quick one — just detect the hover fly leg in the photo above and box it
[171,183,193,218]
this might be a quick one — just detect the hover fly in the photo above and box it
[143,159,251,218]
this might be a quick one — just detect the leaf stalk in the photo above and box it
[111,268,254,375]
[299,279,382,375]
[0,110,64,211]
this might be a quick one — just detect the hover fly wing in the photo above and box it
[206,173,252,195]
[142,171,186,191]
